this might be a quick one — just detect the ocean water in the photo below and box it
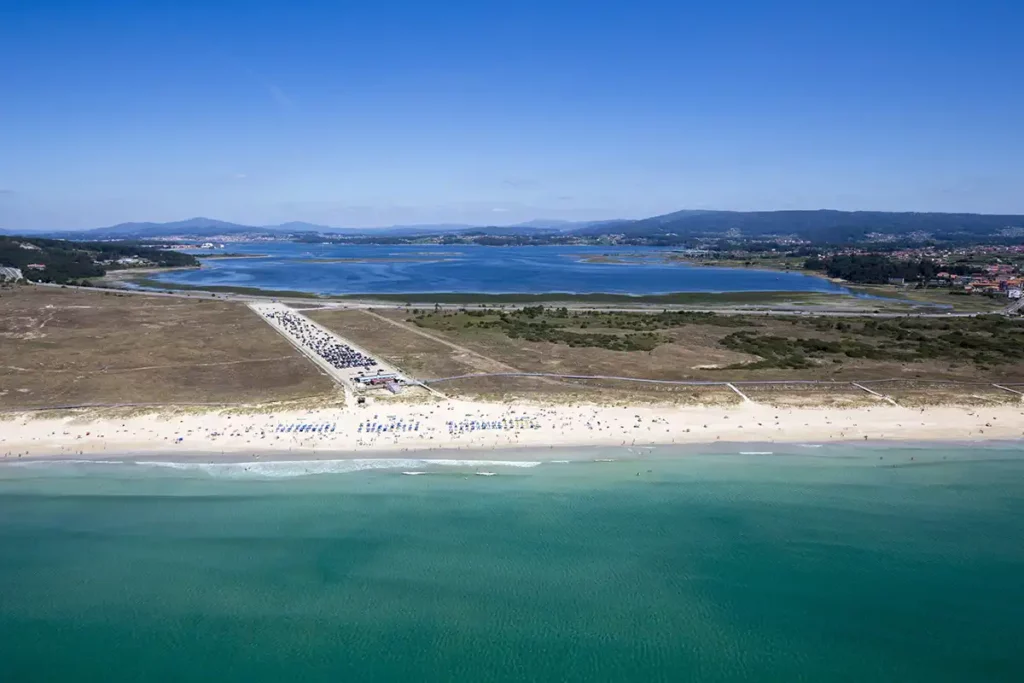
[149,243,850,296]
[1,444,1022,682]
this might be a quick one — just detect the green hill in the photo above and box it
[0,235,198,284]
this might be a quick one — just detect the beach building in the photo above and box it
[357,373,402,387]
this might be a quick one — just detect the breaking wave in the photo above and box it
[135,458,543,478]
[5,459,128,468]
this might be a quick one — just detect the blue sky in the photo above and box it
[1,0,1022,229]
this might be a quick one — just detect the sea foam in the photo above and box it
[6,459,128,467]
[136,458,543,478]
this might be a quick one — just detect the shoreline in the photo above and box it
[7,436,1021,465]
[104,278,856,307]
[3,400,1021,463]
[194,253,270,259]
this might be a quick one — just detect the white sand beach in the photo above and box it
[2,399,1022,461]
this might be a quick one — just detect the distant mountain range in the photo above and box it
[37,217,610,239]
[22,210,1024,242]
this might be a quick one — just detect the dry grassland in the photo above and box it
[0,286,336,409]
[311,307,1024,405]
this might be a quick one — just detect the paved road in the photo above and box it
[248,302,358,404]
[249,302,445,400]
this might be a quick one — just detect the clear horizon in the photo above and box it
[2,1,1022,230]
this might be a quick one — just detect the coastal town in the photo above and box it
[877,245,1024,298]
[684,240,1024,302]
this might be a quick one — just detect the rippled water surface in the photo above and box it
[2,444,1022,682]
[149,244,851,296]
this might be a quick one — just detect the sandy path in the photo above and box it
[359,310,523,375]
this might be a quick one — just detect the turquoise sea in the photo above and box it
[1,443,1022,682]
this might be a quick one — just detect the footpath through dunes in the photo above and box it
[307,308,522,377]
[308,307,583,397]
[328,306,1024,404]
[358,309,524,374]
[0,286,336,409]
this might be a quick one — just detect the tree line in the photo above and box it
[803,254,979,284]
[0,235,198,284]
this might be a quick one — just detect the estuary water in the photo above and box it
[148,243,850,296]
[1,443,1021,682]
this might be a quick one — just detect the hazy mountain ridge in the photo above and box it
[569,209,1024,240]
[25,209,1024,241]
[43,218,592,239]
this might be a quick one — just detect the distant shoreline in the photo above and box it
[194,253,269,260]
[116,276,850,306]
[294,257,453,263]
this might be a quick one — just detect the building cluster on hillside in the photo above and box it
[864,231,933,243]
[933,265,1023,299]
[164,242,227,250]
[885,244,1024,261]
[819,244,1024,298]
[161,235,280,245]
[693,234,810,249]
[96,256,149,267]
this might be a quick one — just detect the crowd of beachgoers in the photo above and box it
[3,398,1023,462]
